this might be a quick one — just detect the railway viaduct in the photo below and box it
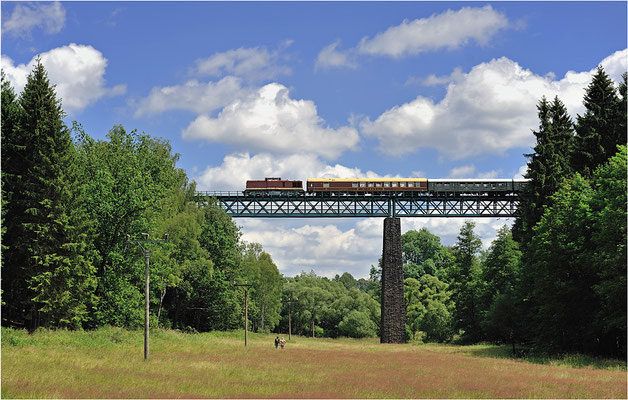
[194,188,521,343]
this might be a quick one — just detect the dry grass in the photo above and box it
[2,327,626,399]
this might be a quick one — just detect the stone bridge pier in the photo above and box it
[380,217,406,343]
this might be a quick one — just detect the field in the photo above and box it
[2,327,626,399]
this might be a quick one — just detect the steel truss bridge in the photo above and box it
[194,191,520,218]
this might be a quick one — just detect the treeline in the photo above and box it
[396,67,626,358]
[1,61,287,333]
[2,61,625,357]
[0,61,382,339]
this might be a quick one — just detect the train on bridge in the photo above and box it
[245,177,529,195]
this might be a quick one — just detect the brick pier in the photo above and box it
[380,217,406,343]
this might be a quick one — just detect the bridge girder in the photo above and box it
[194,193,519,218]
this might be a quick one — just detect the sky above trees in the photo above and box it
[2,1,626,278]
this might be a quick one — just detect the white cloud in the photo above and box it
[237,216,513,278]
[1,44,126,114]
[315,40,357,71]
[447,164,501,179]
[448,164,476,178]
[239,218,383,278]
[514,164,528,179]
[317,6,509,70]
[358,5,509,58]
[361,50,628,158]
[182,83,359,160]
[600,48,628,83]
[194,152,387,191]
[194,44,292,82]
[2,2,66,38]
[134,76,247,117]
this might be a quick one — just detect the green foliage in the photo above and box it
[515,96,575,248]
[448,221,483,342]
[528,174,597,353]
[589,146,627,356]
[405,274,454,342]
[241,243,283,332]
[2,60,96,329]
[402,228,452,281]
[338,310,377,338]
[281,272,380,338]
[573,67,625,174]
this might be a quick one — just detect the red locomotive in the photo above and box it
[245,177,303,194]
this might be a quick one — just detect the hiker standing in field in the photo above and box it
[274,336,279,349]
[280,337,286,349]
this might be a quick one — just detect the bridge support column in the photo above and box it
[380,217,406,343]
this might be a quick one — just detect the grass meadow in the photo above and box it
[2,326,626,399]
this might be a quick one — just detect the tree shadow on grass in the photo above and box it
[464,344,627,371]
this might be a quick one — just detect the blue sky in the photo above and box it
[2,1,626,278]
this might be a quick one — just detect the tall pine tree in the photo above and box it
[514,96,574,248]
[448,221,483,342]
[2,60,95,329]
[572,66,624,174]
[1,71,27,325]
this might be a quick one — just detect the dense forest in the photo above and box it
[1,62,626,358]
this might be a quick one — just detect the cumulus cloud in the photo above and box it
[134,76,247,117]
[194,152,388,191]
[1,44,126,114]
[238,216,512,278]
[360,50,628,158]
[182,83,360,160]
[317,5,509,70]
[194,44,292,82]
[239,218,383,278]
[357,5,509,58]
[514,164,528,179]
[315,40,357,71]
[2,2,66,38]
[447,164,502,179]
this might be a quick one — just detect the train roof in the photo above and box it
[307,178,427,182]
[430,178,513,182]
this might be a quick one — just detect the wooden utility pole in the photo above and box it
[126,233,169,360]
[233,281,253,346]
[285,297,298,340]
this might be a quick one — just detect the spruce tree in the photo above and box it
[448,221,483,342]
[514,96,574,247]
[1,71,28,325]
[4,60,95,329]
[572,66,624,174]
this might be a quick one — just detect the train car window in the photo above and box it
[483,183,488,188]
[444,183,450,188]
[498,183,504,188]
[400,182,406,187]
[392,182,398,187]
[475,183,480,188]
[408,182,414,187]
[492,184,496,189]
[323,183,330,188]
[360,182,366,187]
[376,183,382,187]
[352,183,358,188]
[384,182,390,187]
[368,182,374,187]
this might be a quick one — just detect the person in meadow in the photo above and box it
[280,337,286,349]
[274,336,279,349]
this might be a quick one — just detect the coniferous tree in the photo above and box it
[514,96,574,248]
[1,71,27,325]
[528,174,597,354]
[3,60,96,329]
[572,66,624,174]
[448,221,483,342]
